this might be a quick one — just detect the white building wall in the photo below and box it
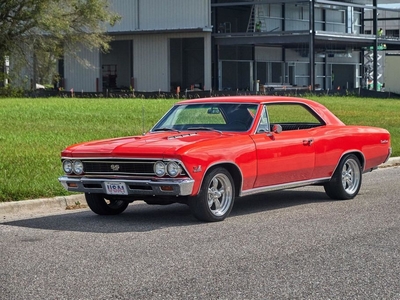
[203,34,212,91]
[364,0,400,35]
[256,4,282,32]
[63,0,213,93]
[139,0,210,30]
[285,3,309,31]
[64,44,100,92]
[108,0,211,32]
[285,48,309,62]
[255,47,282,61]
[325,9,346,32]
[326,52,359,64]
[133,35,169,91]
[132,32,211,91]
[108,0,138,32]
[384,55,400,94]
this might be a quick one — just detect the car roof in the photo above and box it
[176,96,345,126]
[177,96,318,106]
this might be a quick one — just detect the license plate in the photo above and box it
[105,182,128,195]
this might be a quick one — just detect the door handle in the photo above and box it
[303,139,314,146]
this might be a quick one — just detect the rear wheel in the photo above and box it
[85,193,129,215]
[188,167,235,222]
[324,154,362,200]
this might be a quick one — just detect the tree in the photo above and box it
[0,0,119,88]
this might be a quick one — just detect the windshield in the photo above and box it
[152,103,258,132]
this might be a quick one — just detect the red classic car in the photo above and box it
[59,96,391,222]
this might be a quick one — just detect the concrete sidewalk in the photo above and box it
[1,157,399,218]
[0,194,86,217]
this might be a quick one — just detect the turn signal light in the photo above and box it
[160,186,173,191]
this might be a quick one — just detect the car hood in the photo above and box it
[61,131,234,158]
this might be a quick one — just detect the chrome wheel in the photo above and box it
[341,158,361,196]
[207,173,233,217]
[188,167,235,222]
[324,154,362,200]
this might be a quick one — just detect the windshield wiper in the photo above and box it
[187,127,222,134]
[153,127,180,132]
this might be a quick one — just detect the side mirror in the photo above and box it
[271,124,282,134]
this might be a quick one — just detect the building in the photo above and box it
[59,0,400,93]
[364,0,400,93]
[62,0,212,93]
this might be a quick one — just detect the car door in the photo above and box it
[250,103,320,188]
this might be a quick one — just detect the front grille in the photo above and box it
[82,160,155,175]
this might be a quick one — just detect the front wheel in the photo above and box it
[85,193,129,215]
[324,154,362,200]
[188,167,235,222]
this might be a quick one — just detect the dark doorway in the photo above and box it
[101,40,133,90]
[221,61,252,91]
[170,38,204,92]
[332,64,354,90]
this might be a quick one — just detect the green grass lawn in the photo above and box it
[0,95,398,202]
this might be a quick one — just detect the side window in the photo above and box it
[256,105,269,133]
[266,103,324,131]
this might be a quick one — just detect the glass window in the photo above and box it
[386,29,399,37]
[153,103,258,132]
[256,106,269,133]
[266,103,324,131]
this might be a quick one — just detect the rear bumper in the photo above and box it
[58,176,195,196]
[384,147,393,163]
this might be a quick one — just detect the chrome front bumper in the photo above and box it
[58,176,195,196]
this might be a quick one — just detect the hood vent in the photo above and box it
[167,133,197,140]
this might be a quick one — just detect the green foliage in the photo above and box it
[0,86,24,98]
[0,0,120,85]
[0,96,398,202]
[0,98,176,202]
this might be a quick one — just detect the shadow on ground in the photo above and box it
[3,188,332,233]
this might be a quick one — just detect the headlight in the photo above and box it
[167,162,182,177]
[72,160,84,175]
[62,160,73,174]
[154,161,166,177]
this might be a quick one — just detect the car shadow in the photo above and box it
[231,188,331,217]
[3,188,332,233]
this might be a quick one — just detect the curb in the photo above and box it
[0,194,86,217]
[379,156,400,168]
[1,157,399,218]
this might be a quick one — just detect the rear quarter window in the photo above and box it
[266,103,325,131]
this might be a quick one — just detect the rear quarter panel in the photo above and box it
[312,126,390,178]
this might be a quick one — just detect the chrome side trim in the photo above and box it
[239,177,330,197]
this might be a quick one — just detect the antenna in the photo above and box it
[142,103,145,135]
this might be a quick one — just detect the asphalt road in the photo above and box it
[1,167,399,300]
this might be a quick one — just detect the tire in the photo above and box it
[324,154,362,200]
[85,193,129,215]
[188,167,235,222]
